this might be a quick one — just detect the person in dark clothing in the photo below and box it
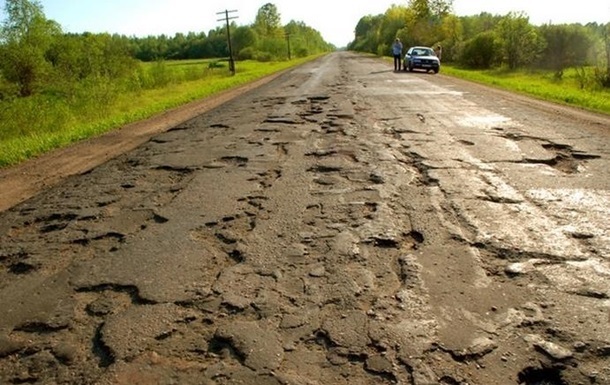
[392,38,403,71]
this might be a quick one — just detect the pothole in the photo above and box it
[208,336,245,363]
[308,164,343,173]
[9,262,37,275]
[521,153,577,174]
[517,366,567,385]
[529,143,602,174]
[93,323,115,368]
[219,156,249,167]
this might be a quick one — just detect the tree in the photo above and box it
[460,12,503,40]
[457,31,499,68]
[437,14,463,61]
[168,32,187,59]
[0,0,61,96]
[284,20,332,58]
[254,3,282,38]
[537,24,594,76]
[204,27,230,58]
[233,25,258,59]
[599,22,610,87]
[350,14,383,53]
[184,31,207,59]
[429,0,453,18]
[408,0,453,21]
[251,3,291,60]
[43,32,137,100]
[495,12,544,69]
[378,5,412,52]
[405,0,453,48]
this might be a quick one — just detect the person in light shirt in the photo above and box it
[392,38,403,71]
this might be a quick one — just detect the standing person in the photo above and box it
[392,38,403,71]
[435,45,443,61]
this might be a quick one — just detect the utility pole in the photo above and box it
[285,32,291,60]
[216,9,238,75]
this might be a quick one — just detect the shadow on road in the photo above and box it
[370,69,396,75]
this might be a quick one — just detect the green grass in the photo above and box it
[0,56,321,167]
[441,65,610,115]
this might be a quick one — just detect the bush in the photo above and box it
[457,32,499,69]
[0,77,19,101]
[207,60,226,69]
[238,47,255,60]
[254,51,274,62]
[377,43,389,57]
[295,47,309,58]
[146,60,172,88]
[595,68,610,88]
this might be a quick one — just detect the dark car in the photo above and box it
[403,46,440,73]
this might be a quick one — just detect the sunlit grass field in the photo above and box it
[441,65,610,115]
[0,56,319,167]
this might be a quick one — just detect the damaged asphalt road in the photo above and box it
[0,52,609,384]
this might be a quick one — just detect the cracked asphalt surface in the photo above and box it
[0,52,609,384]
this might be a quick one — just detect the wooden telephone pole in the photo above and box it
[285,33,292,60]
[216,9,238,75]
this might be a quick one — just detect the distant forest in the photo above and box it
[0,0,332,98]
[3,0,610,100]
[350,0,610,87]
[128,4,333,62]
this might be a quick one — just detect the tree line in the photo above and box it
[350,0,610,87]
[130,5,332,62]
[0,0,333,98]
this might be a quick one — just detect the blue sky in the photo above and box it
[16,0,610,47]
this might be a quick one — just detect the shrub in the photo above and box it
[377,43,389,57]
[296,47,309,58]
[238,47,255,60]
[0,77,19,100]
[594,68,610,88]
[457,31,499,69]
[147,60,172,88]
[207,60,226,69]
[254,51,274,62]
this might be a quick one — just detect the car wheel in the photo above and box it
[433,68,439,74]
[408,64,413,72]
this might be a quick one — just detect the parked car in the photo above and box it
[403,46,440,73]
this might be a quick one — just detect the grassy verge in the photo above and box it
[0,56,320,167]
[441,64,610,115]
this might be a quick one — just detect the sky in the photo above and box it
[21,0,610,47]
